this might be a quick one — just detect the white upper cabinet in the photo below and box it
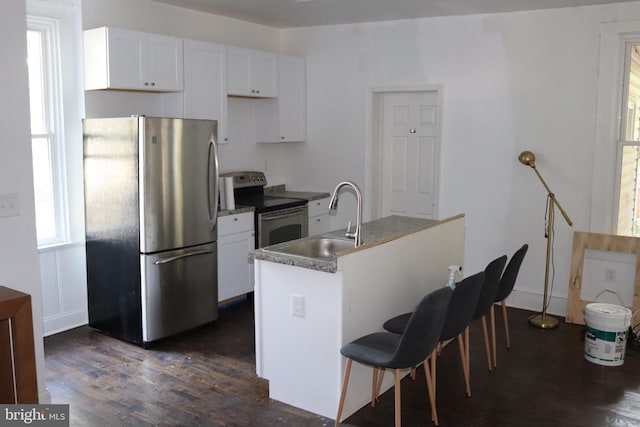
[256,55,306,142]
[83,27,183,91]
[227,47,277,98]
[183,40,228,143]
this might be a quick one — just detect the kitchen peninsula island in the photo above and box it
[251,214,465,421]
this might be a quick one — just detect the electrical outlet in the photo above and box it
[291,294,305,318]
[605,267,616,283]
[0,193,19,218]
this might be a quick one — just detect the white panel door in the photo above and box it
[381,92,440,219]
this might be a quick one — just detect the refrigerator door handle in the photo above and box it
[208,134,220,232]
[153,249,214,265]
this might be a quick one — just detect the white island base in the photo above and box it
[253,215,465,421]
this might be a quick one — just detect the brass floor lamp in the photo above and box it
[518,151,573,329]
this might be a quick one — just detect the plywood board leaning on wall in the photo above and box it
[567,231,640,324]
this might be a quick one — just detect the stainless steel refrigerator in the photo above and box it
[83,116,219,346]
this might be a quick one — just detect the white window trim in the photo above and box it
[591,21,640,234]
[27,15,70,246]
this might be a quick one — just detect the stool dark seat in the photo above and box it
[335,287,453,427]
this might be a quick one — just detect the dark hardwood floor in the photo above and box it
[44,298,640,426]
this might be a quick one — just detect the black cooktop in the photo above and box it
[235,194,307,213]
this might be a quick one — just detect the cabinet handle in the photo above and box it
[151,82,155,86]
[144,82,149,86]
[281,136,285,140]
[256,90,260,94]
[234,217,238,221]
[224,137,228,141]
[251,89,256,93]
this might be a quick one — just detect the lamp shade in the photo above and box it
[518,151,536,168]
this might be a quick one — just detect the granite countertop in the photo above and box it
[264,185,330,201]
[272,191,331,201]
[250,215,449,273]
[218,205,254,217]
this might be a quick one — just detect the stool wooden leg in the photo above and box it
[335,358,352,427]
[394,369,402,427]
[423,350,438,425]
[457,334,471,397]
[375,368,385,399]
[481,315,492,371]
[502,300,511,349]
[491,304,497,369]
[465,327,470,375]
[371,368,379,407]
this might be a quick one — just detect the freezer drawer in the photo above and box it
[141,242,218,343]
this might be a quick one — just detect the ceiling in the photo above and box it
[150,0,639,29]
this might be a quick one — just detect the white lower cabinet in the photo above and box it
[308,197,330,237]
[218,212,255,302]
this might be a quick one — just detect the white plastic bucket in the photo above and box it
[584,303,632,366]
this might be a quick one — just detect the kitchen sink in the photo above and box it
[265,236,356,261]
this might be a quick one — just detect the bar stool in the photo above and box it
[335,287,453,427]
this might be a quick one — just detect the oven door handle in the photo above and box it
[261,209,306,221]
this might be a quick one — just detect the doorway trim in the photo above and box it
[365,84,443,221]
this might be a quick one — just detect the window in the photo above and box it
[26,16,68,246]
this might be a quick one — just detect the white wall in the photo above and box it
[0,0,49,403]
[278,3,640,314]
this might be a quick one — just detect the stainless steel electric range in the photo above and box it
[221,171,308,248]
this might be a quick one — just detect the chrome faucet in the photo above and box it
[328,181,363,247]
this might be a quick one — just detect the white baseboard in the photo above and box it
[43,310,88,337]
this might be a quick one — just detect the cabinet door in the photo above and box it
[106,27,146,90]
[256,55,306,143]
[309,214,329,237]
[227,47,277,98]
[227,47,253,96]
[277,55,306,141]
[183,40,228,142]
[218,230,255,302]
[147,34,183,91]
[308,197,330,236]
[251,51,278,98]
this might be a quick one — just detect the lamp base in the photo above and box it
[528,313,559,329]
